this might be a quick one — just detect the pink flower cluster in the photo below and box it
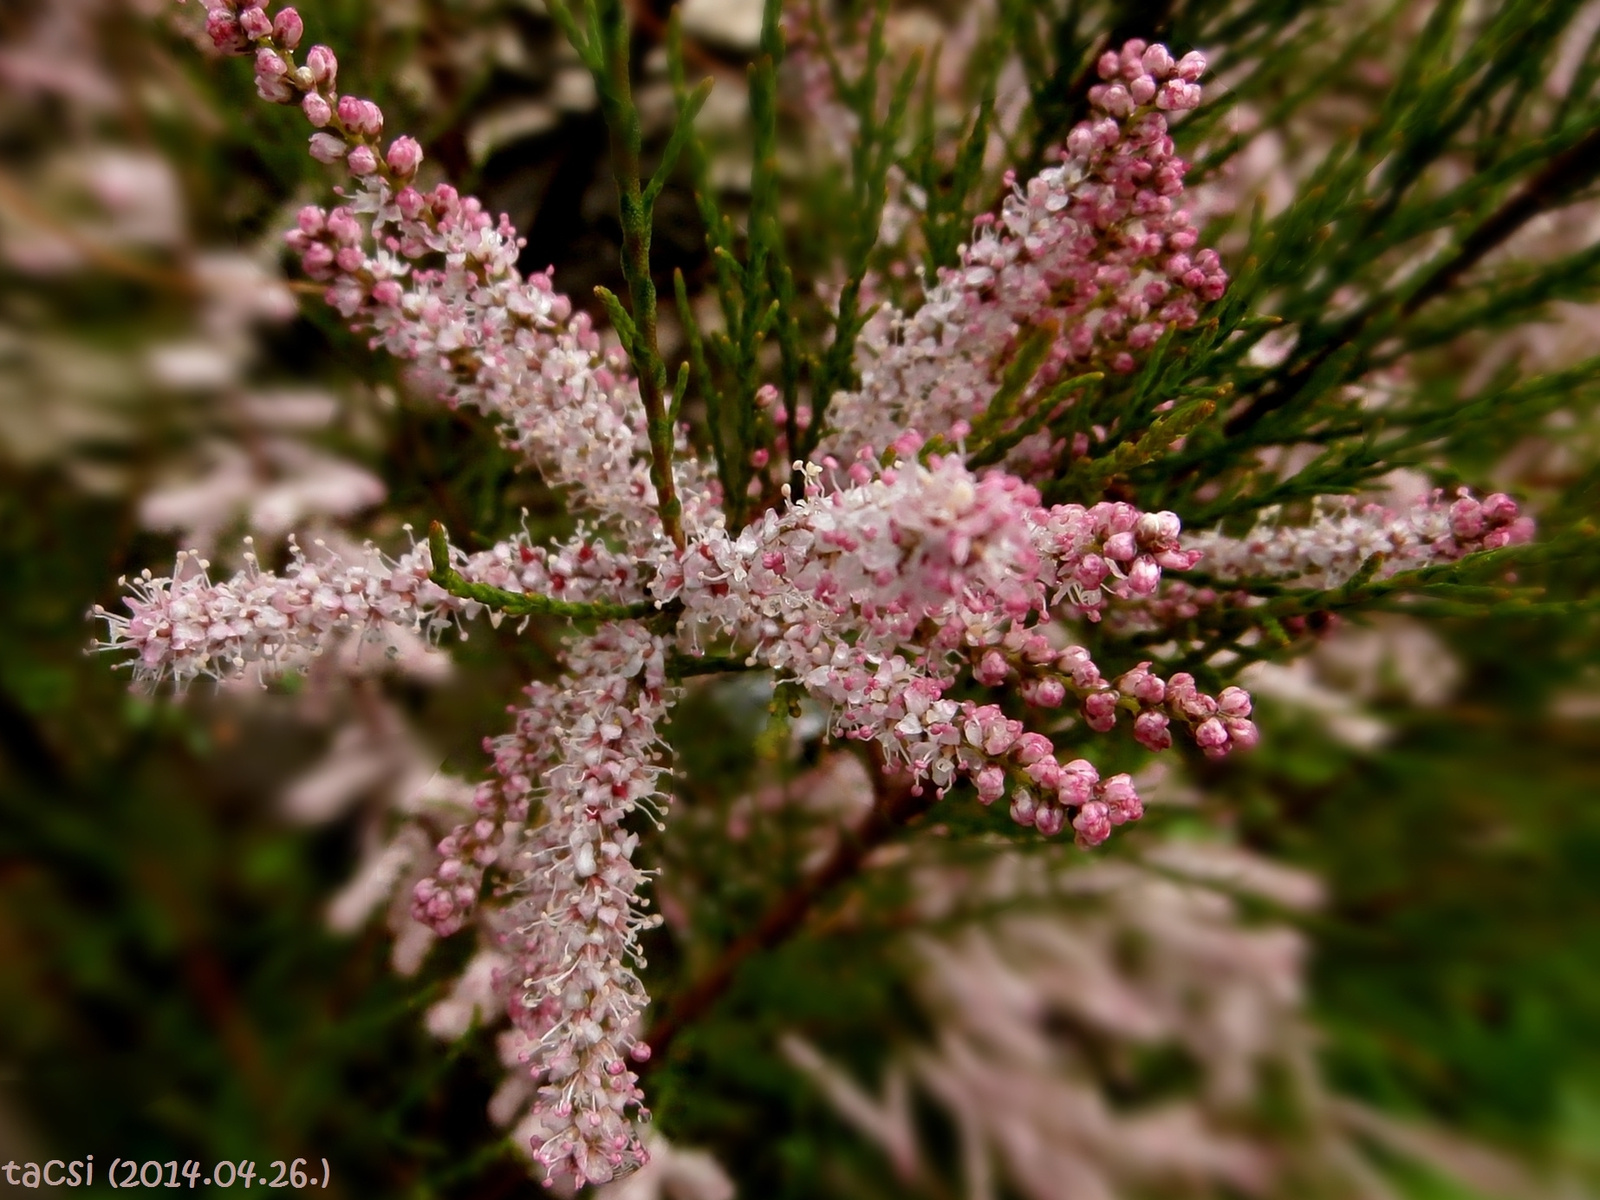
[823,40,1225,467]
[405,625,671,1184]
[659,454,1251,843]
[94,537,447,688]
[193,0,713,543]
[1186,489,1535,587]
[489,627,670,1185]
[94,527,643,688]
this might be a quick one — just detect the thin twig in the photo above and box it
[640,749,934,1066]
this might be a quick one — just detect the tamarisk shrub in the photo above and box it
[90,0,1554,1187]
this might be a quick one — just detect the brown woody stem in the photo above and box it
[640,750,934,1068]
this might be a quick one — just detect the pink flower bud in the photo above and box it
[205,12,248,55]
[1224,717,1259,750]
[974,649,1010,686]
[1009,787,1038,827]
[256,74,294,103]
[1099,774,1142,824]
[1083,691,1119,732]
[308,132,347,163]
[1066,125,1096,158]
[1194,717,1229,751]
[1025,758,1063,791]
[1125,557,1161,596]
[337,95,383,137]
[1013,732,1053,766]
[304,44,338,88]
[299,242,334,277]
[1118,664,1165,705]
[1098,84,1134,117]
[1136,510,1183,548]
[1034,803,1066,837]
[255,47,287,78]
[346,144,378,175]
[1074,553,1110,589]
[1142,44,1175,78]
[1031,678,1066,708]
[1102,531,1136,561]
[382,135,424,184]
[975,765,1006,805]
[1134,710,1172,751]
[336,94,364,128]
[982,718,1019,758]
[1449,497,1486,539]
[302,92,332,127]
[325,207,361,243]
[1481,492,1519,523]
[238,7,272,40]
[272,8,305,49]
[1216,686,1252,719]
[1022,635,1056,665]
[396,186,426,220]
[1176,50,1207,81]
[1158,79,1202,110]
[1057,760,1098,807]
[295,205,326,236]
[1072,802,1112,846]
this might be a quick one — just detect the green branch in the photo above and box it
[426,522,659,621]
